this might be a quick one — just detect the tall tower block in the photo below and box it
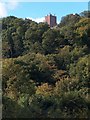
[45,14,57,27]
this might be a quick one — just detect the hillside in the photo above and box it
[2,11,90,118]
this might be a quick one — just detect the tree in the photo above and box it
[80,10,90,18]
[75,18,90,47]
[59,14,81,28]
[42,29,64,54]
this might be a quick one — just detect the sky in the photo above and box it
[0,0,89,23]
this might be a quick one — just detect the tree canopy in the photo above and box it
[2,11,90,118]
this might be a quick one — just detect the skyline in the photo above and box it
[0,2,89,23]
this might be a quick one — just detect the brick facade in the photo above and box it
[45,14,57,27]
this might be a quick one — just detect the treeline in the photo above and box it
[2,11,90,58]
[2,10,90,118]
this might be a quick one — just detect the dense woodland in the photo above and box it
[1,10,90,118]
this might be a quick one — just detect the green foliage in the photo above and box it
[2,96,21,118]
[2,11,90,118]
[42,29,64,54]
[59,13,81,28]
[75,18,90,47]
[69,55,90,89]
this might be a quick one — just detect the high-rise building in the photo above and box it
[45,14,57,27]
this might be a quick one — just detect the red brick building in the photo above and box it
[45,14,57,27]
